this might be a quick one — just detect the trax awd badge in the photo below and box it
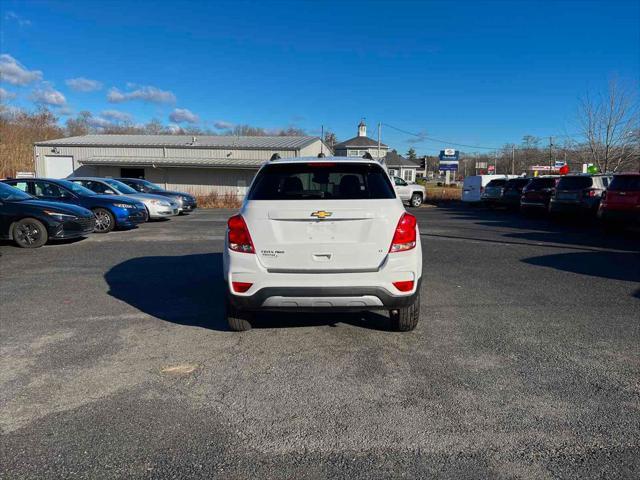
[310,210,333,219]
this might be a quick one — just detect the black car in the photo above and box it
[115,178,197,213]
[520,176,559,212]
[499,178,531,208]
[0,182,95,248]
[2,178,147,233]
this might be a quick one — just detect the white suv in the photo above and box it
[223,156,422,331]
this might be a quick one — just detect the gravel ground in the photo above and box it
[1,205,638,479]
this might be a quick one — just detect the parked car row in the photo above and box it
[0,177,197,247]
[478,173,640,226]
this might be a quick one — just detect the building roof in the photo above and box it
[79,156,265,169]
[333,135,388,149]
[35,134,321,150]
[384,150,420,168]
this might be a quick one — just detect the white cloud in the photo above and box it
[214,120,234,130]
[169,108,199,124]
[66,77,103,92]
[0,54,42,86]
[167,123,182,133]
[5,11,31,27]
[101,109,133,122]
[30,83,66,107]
[87,116,113,128]
[107,85,176,104]
[0,87,16,101]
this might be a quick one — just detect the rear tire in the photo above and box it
[92,208,115,233]
[13,218,48,248]
[410,193,423,208]
[226,297,253,331]
[390,292,420,332]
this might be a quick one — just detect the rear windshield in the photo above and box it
[608,175,640,191]
[506,179,531,188]
[527,177,557,189]
[557,176,593,190]
[248,162,396,200]
[486,179,506,187]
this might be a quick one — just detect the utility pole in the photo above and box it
[549,136,553,168]
[494,151,498,174]
[511,146,515,175]
[377,123,381,160]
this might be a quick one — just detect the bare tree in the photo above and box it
[577,79,639,172]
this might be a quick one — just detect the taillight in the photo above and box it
[232,281,253,293]
[583,188,598,198]
[393,280,414,292]
[389,213,417,253]
[227,214,255,253]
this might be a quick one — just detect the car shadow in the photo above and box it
[104,253,393,331]
[433,204,640,252]
[522,251,640,287]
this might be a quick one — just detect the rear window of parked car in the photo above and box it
[505,179,531,188]
[608,175,640,191]
[557,176,593,189]
[527,177,557,189]
[248,162,396,200]
[486,179,506,187]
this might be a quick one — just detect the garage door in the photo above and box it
[44,156,74,178]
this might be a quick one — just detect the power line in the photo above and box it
[382,122,584,151]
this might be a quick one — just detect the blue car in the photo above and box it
[2,178,147,233]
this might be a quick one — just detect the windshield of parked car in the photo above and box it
[0,182,33,201]
[557,176,593,190]
[608,175,640,191]
[56,179,98,196]
[104,179,138,194]
[248,162,396,200]
[137,179,164,192]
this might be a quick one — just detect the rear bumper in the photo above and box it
[228,279,422,311]
[549,199,598,213]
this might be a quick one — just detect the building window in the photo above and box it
[347,150,360,157]
[121,168,145,179]
[403,169,414,182]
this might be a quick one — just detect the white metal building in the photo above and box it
[33,134,331,196]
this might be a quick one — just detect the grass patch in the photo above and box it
[424,187,461,203]
[195,192,242,209]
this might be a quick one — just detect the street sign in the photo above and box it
[439,149,459,171]
[476,162,488,169]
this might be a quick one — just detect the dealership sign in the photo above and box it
[439,149,459,171]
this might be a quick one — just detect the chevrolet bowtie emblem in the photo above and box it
[311,210,332,219]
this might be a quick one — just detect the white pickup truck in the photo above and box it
[223,156,423,332]
[391,176,426,207]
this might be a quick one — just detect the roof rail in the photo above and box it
[270,153,281,161]
[317,152,325,158]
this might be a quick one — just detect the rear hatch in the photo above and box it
[605,175,640,209]
[555,176,593,202]
[242,161,403,273]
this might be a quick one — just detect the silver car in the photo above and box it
[69,177,180,219]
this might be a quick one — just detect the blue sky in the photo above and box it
[1,0,638,154]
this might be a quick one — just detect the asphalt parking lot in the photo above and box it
[1,206,639,479]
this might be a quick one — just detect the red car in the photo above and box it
[598,173,640,224]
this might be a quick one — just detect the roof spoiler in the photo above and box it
[270,153,281,161]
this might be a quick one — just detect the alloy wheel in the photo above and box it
[16,222,41,246]
[94,211,111,232]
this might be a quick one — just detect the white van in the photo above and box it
[462,175,515,202]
